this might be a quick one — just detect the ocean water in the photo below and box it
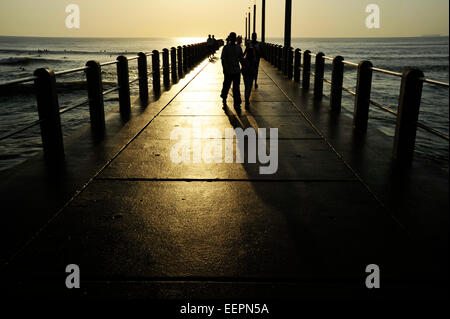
[0,36,448,172]
[270,37,449,169]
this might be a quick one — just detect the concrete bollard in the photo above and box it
[137,52,149,104]
[393,68,424,164]
[186,45,191,69]
[273,45,276,66]
[294,49,301,83]
[152,50,161,94]
[314,52,325,100]
[33,68,65,163]
[162,49,170,87]
[182,45,188,73]
[277,46,283,71]
[330,56,344,111]
[287,47,294,79]
[116,55,131,117]
[85,60,105,134]
[302,50,311,90]
[171,47,178,83]
[353,61,373,132]
[177,46,183,78]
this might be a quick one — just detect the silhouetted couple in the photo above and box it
[220,32,260,114]
[207,34,216,59]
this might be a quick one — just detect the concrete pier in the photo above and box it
[1,52,448,300]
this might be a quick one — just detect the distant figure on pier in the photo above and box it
[207,35,214,59]
[220,32,243,113]
[212,35,217,55]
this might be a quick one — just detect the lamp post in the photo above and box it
[253,2,256,35]
[245,16,248,41]
[262,0,266,43]
[248,7,252,40]
[248,8,251,41]
[283,0,292,74]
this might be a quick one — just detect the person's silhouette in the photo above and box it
[207,34,214,59]
[220,32,243,114]
[242,36,259,109]
[250,32,261,89]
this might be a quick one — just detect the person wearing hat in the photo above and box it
[220,32,243,113]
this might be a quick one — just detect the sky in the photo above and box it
[0,0,448,38]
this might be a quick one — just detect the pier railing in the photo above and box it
[261,43,449,164]
[0,40,223,165]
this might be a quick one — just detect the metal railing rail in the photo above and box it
[0,119,44,141]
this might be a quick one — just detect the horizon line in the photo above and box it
[0,34,449,39]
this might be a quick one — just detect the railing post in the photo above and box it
[269,44,273,64]
[85,60,105,134]
[33,68,65,163]
[314,52,325,100]
[116,55,131,118]
[353,61,373,132]
[393,68,424,163]
[137,52,149,104]
[272,44,276,66]
[182,45,188,73]
[294,49,301,83]
[272,45,276,67]
[277,46,283,71]
[330,55,344,111]
[177,46,183,78]
[171,47,177,83]
[272,44,278,67]
[193,44,197,65]
[283,47,288,75]
[189,45,193,68]
[302,50,311,90]
[193,44,196,65]
[275,45,278,67]
[287,47,294,79]
[152,50,160,94]
[195,44,199,63]
[192,44,196,65]
[162,48,170,87]
[186,45,192,70]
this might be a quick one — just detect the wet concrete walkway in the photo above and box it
[2,53,448,300]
